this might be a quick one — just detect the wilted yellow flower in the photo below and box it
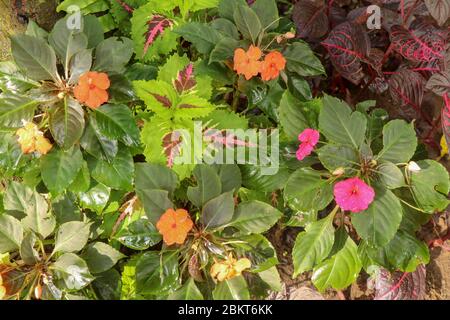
[16,121,52,155]
[210,253,251,282]
[439,135,448,160]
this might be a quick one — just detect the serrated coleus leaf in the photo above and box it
[174,63,196,93]
[322,22,371,85]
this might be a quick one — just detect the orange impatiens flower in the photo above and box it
[210,253,251,282]
[156,208,194,245]
[233,45,262,80]
[261,51,286,81]
[16,121,52,155]
[73,71,110,109]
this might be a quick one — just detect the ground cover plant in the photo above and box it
[0,0,449,300]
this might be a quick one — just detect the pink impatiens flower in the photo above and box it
[333,177,375,213]
[296,128,320,161]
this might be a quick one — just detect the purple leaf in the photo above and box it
[442,93,450,149]
[322,21,371,84]
[292,0,329,40]
[388,69,425,119]
[374,265,426,300]
[426,70,450,96]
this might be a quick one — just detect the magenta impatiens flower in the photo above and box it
[296,128,320,161]
[333,177,375,213]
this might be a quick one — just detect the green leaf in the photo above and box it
[69,161,91,193]
[292,213,335,277]
[218,0,247,21]
[82,242,125,274]
[115,219,162,250]
[0,93,39,128]
[48,17,88,76]
[0,61,39,93]
[251,0,279,30]
[212,276,250,300]
[213,164,242,193]
[20,232,40,265]
[68,49,92,85]
[26,20,49,39]
[40,147,83,193]
[79,183,111,214]
[92,269,121,300]
[52,253,94,290]
[201,191,235,229]
[230,201,282,234]
[175,23,222,55]
[233,5,262,43]
[3,181,35,217]
[312,235,361,291]
[279,91,321,140]
[90,147,134,190]
[94,104,140,146]
[93,37,133,73]
[377,162,405,189]
[317,144,359,172]
[377,120,417,163]
[209,37,240,63]
[83,15,105,48]
[136,189,173,224]
[49,97,85,150]
[20,189,56,239]
[258,266,282,292]
[80,119,118,162]
[284,42,325,77]
[284,168,333,212]
[136,251,179,295]
[53,221,91,254]
[0,215,24,253]
[241,164,290,192]
[187,164,222,208]
[384,230,430,272]
[211,18,240,39]
[410,160,450,213]
[167,278,204,300]
[52,195,82,224]
[319,95,367,149]
[233,234,278,272]
[135,163,178,196]
[352,185,403,247]
[11,34,59,82]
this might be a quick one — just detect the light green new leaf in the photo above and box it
[167,278,204,300]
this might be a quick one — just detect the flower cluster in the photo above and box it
[16,121,52,155]
[233,45,286,81]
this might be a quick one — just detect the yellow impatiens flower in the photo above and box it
[210,253,251,282]
[16,121,52,155]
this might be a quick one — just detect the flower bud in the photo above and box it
[332,167,345,176]
[407,161,421,172]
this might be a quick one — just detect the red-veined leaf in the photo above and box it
[374,265,426,300]
[388,69,425,120]
[292,0,329,40]
[424,0,450,26]
[426,70,450,96]
[322,21,371,84]
[143,15,173,57]
[390,24,446,63]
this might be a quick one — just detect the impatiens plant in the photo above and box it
[281,93,449,291]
